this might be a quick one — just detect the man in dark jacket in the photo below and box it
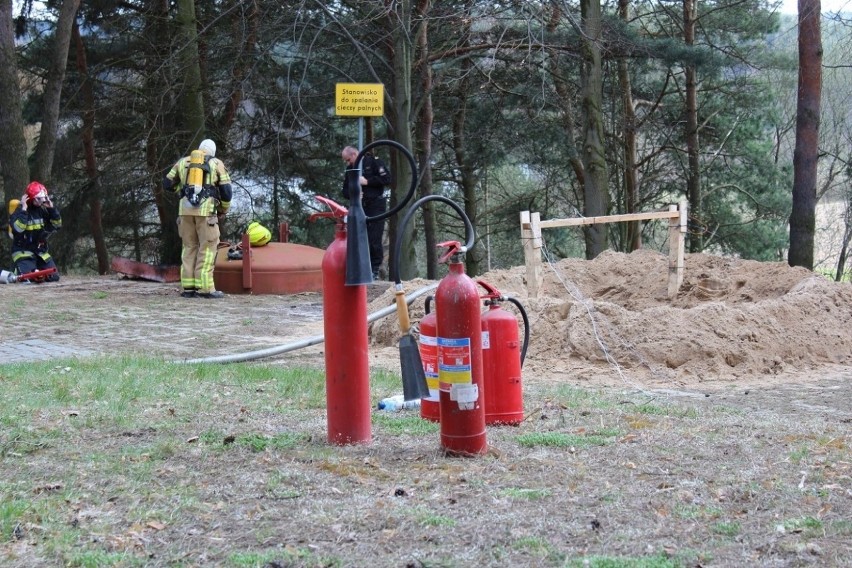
[342,145,392,279]
[9,181,61,281]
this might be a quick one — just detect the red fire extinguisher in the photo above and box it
[419,297,439,422]
[311,197,371,445]
[478,281,526,426]
[435,241,486,455]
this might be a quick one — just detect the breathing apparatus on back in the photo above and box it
[183,139,218,207]
[184,150,212,207]
[6,198,19,239]
[185,150,207,206]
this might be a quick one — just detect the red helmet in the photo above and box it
[26,181,47,201]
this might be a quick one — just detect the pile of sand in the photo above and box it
[368,250,852,387]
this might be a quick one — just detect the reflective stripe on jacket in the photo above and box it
[9,203,61,257]
[166,156,233,216]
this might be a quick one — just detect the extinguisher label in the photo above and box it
[450,383,479,410]
[419,334,439,390]
[482,330,491,350]
[438,336,473,384]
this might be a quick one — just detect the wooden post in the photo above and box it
[667,200,687,298]
[242,232,252,292]
[523,204,685,301]
[520,211,543,299]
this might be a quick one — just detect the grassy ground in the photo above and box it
[0,357,850,567]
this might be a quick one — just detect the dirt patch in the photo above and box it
[369,250,852,390]
[1,251,851,566]
[3,249,852,389]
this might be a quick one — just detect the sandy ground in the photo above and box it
[2,249,851,392]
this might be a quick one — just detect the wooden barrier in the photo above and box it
[520,200,688,299]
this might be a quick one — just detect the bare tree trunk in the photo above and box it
[580,0,610,259]
[0,0,32,253]
[178,0,206,145]
[145,0,180,264]
[72,20,108,274]
[31,0,81,184]
[836,223,851,281]
[414,0,437,279]
[545,5,585,194]
[789,0,822,269]
[684,0,701,253]
[221,0,258,143]
[451,57,482,277]
[618,0,640,251]
[386,0,418,280]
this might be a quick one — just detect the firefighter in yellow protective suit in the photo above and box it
[163,139,232,298]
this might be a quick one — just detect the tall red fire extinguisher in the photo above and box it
[435,241,487,455]
[312,196,371,445]
[477,281,528,426]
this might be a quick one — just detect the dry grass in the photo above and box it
[1,357,850,567]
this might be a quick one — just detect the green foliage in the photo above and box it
[564,554,682,568]
[712,521,741,536]
[417,511,456,528]
[226,549,341,568]
[235,432,307,452]
[554,385,616,410]
[0,357,330,423]
[10,0,829,270]
[65,551,141,568]
[782,516,823,533]
[372,413,440,436]
[512,535,563,561]
[500,487,552,500]
[636,404,698,418]
[516,431,613,448]
[0,499,29,541]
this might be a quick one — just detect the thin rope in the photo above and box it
[539,240,666,398]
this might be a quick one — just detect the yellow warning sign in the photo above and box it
[335,83,384,117]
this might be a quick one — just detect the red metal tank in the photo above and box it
[214,224,324,295]
[315,198,371,445]
[481,301,524,425]
[419,307,439,422]
[435,242,486,455]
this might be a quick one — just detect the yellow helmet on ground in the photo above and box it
[247,222,271,247]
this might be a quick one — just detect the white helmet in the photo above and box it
[199,139,216,158]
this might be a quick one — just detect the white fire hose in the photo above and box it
[178,282,438,364]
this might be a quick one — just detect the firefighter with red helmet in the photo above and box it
[8,181,62,282]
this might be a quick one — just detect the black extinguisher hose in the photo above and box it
[505,296,530,368]
[358,140,419,224]
[392,194,475,284]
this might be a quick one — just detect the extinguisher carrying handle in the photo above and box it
[476,279,502,301]
[436,240,464,264]
[308,211,336,223]
[311,196,348,222]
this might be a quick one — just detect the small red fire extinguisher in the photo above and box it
[419,297,439,422]
[435,241,486,455]
[311,197,371,445]
[478,281,526,426]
